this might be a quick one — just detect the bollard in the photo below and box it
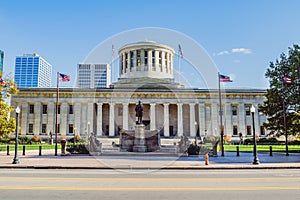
[236,146,240,157]
[22,145,25,156]
[269,146,272,156]
[39,146,42,156]
[205,153,209,165]
[7,145,10,155]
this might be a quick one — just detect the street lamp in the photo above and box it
[251,105,259,165]
[12,106,20,164]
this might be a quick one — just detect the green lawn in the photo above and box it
[224,144,300,152]
[0,144,61,151]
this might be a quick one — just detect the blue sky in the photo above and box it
[1,0,300,89]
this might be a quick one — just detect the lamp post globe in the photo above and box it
[12,106,20,164]
[251,105,259,165]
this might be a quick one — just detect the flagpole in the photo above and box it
[55,72,59,156]
[218,72,225,157]
[111,44,114,84]
[178,49,181,84]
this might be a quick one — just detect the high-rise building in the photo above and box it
[0,50,4,76]
[77,63,111,88]
[14,53,52,88]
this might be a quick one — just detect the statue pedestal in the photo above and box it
[133,124,147,152]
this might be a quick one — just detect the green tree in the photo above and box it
[260,44,300,136]
[0,76,18,137]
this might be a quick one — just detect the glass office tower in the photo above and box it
[77,63,111,88]
[14,54,52,88]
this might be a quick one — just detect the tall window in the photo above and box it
[260,126,265,135]
[69,124,74,134]
[245,105,251,116]
[136,50,141,67]
[246,125,251,135]
[233,125,238,135]
[42,124,46,134]
[29,104,34,114]
[165,53,168,72]
[125,53,128,71]
[152,51,155,68]
[130,51,134,68]
[57,105,61,114]
[28,124,33,134]
[144,50,148,65]
[232,105,237,115]
[69,105,74,114]
[42,105,47,114]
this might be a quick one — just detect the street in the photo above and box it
[0,169,299,200]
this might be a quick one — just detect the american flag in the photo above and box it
[0,77,7,87]
[178,44,183,58]
[283,75,292,84]
[219,74,232,82]
[59,73,70,82]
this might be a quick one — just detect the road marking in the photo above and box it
[0,176,299,181]
[0,186,299,191]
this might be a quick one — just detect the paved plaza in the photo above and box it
[1,149,299,169]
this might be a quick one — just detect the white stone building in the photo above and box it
[11,41,268,139]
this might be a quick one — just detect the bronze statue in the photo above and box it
[135,100,144,124]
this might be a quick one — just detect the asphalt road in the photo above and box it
[0,169,299,200]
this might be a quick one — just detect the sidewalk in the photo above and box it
[1,150,300,169]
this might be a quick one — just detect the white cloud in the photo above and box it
[217,50,229,56]
[214,50,229,56]
[231,48,252,54]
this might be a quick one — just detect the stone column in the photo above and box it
[47,102,54,135]
[238,103,246,136]
[97,103,103,136]
[148,50,152,71]
[161,51,166,73]
[60,103,68,135]
[189,104,196,137]
[198,103,206,136]
[122,103,129,130]
[109,103,115,136]
[166,53,170,73]
[74,103,81,135]
[122,52,126,74]
[87,103,94,134]
[163,103,170,137]
[141,49,145,67]
[211,103,219,136]
[177,103,183,137]
[170,55,173,75]
[21,103,28,135]
[155,50,159,70]
[34,103,41,135]
[128,51,131,71]
[150,103,156,130]
[225,103,232,135]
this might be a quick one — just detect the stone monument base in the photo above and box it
[119,125,160,152]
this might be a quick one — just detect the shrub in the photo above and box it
[224,135,231,144]
[66,143,89,154]
[0,137,10,144]
[31,134,41,143]
[187,143,200,155]
[18,136,31,144]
